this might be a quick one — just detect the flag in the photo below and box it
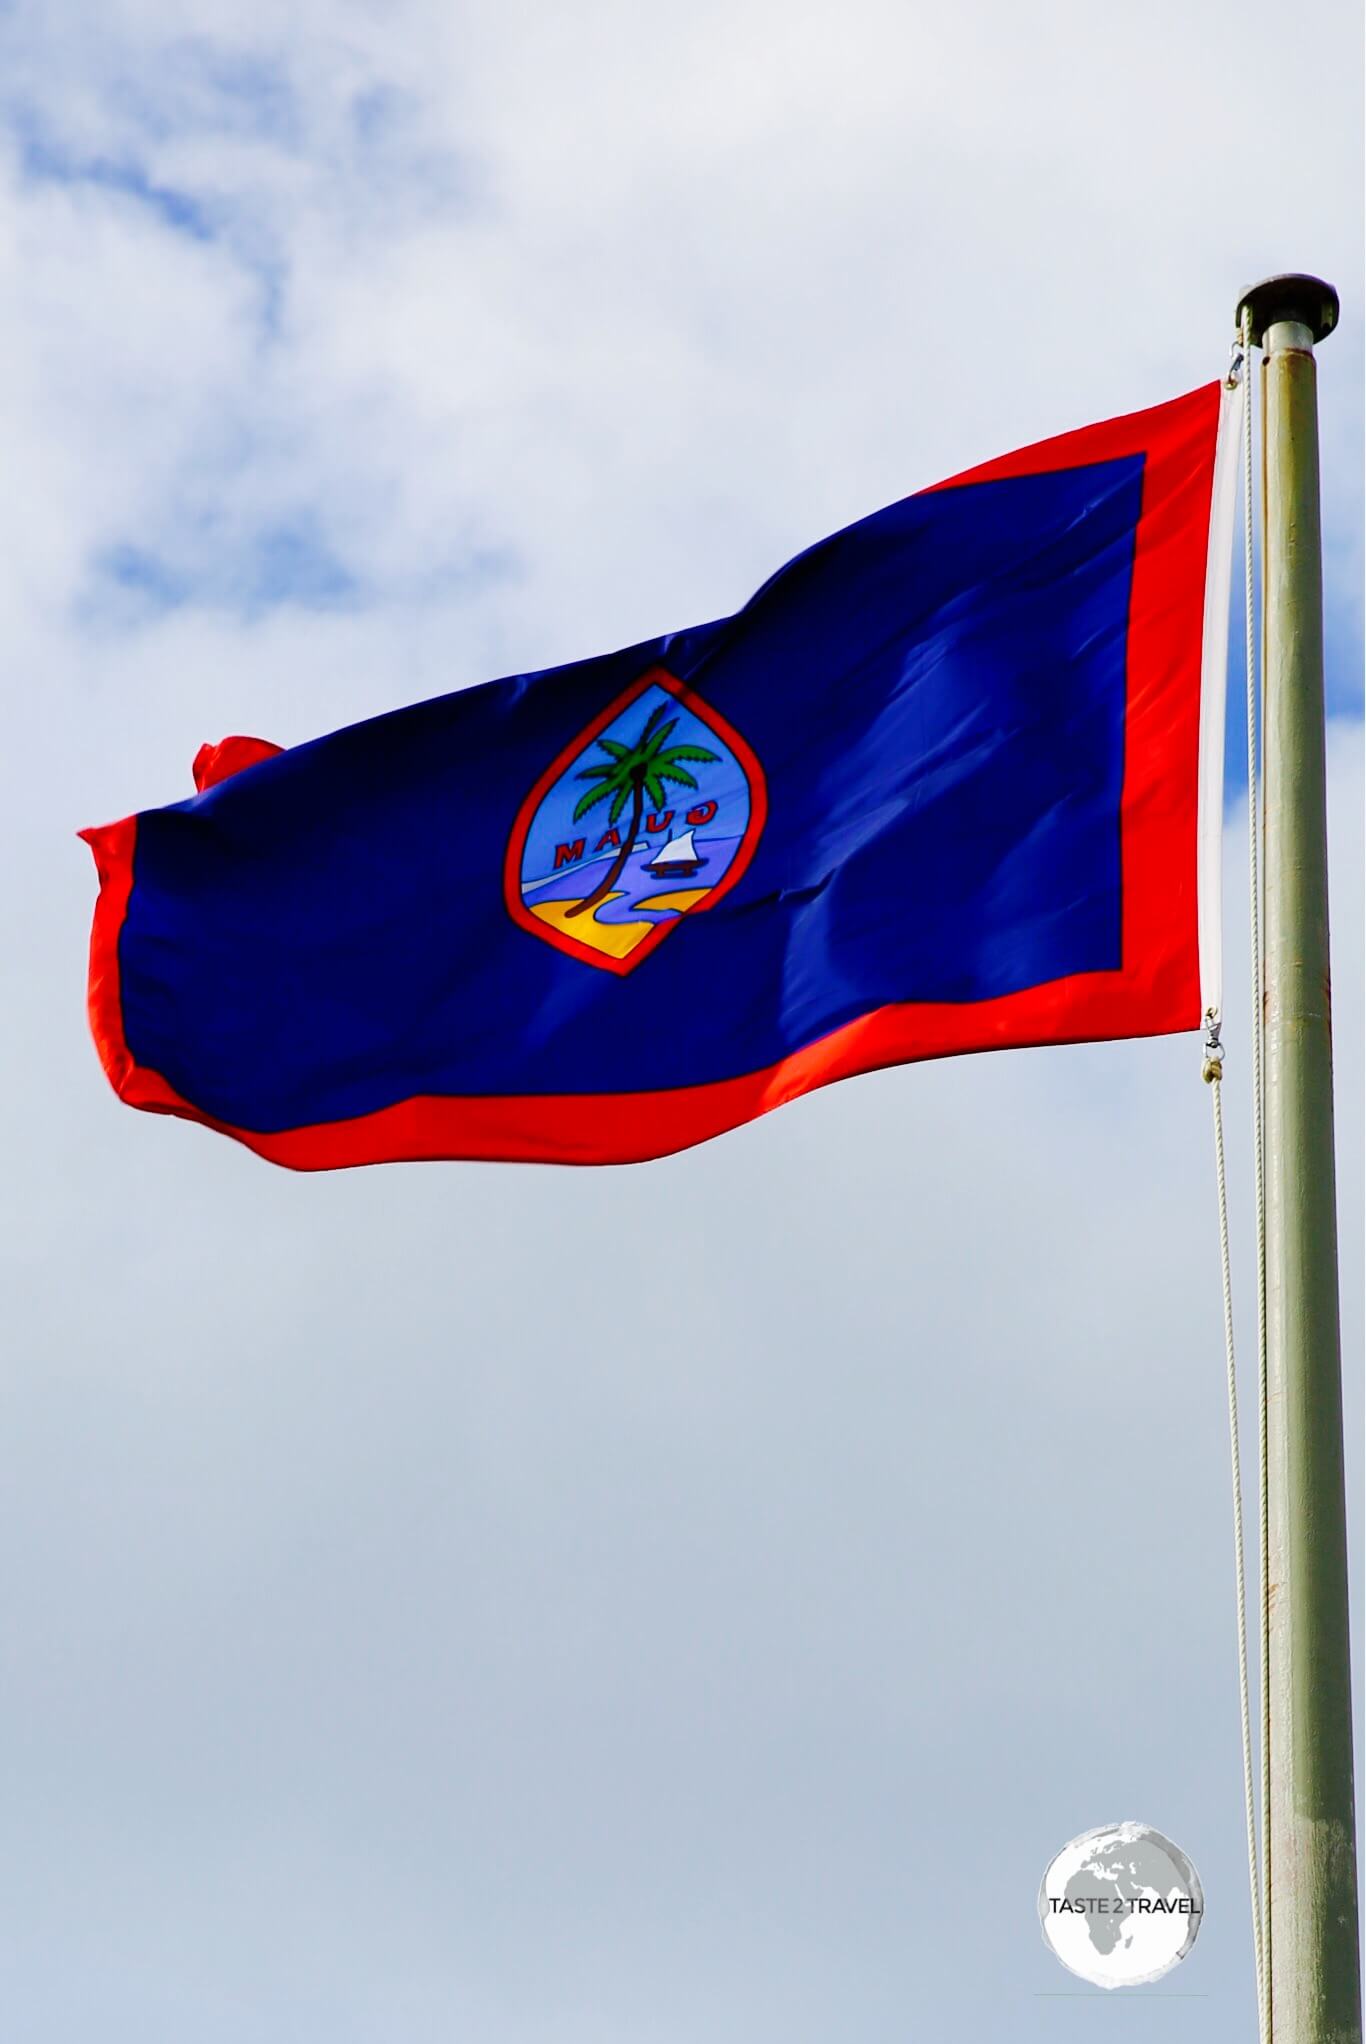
[82,383,1234,1169]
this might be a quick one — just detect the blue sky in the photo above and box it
[1,3,1360,2039]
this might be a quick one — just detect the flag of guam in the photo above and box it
[82,383,1235,1168]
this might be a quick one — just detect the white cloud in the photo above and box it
[0,2,1360,2036]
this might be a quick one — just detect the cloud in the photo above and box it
[0,1,1360,2036]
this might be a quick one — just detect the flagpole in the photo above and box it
[1236,274,1361,2044]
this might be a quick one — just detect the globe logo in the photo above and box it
[1038,1821,1204,1989]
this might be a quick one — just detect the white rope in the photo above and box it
[1203,1025,1263,2033]
[1241,308,1272,2043]
[1201,327,1268,2044]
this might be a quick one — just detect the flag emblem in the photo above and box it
[504,666,767,974]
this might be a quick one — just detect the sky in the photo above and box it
[1,3,1361,2038]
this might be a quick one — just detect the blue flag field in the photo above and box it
[83,383,1225,1167]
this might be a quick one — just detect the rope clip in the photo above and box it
[1202,1011,1225,1083]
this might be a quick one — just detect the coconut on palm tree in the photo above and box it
[565,705,718,920]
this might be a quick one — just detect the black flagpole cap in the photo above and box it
[1236,273,1339,347]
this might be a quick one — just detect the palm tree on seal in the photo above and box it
[565,704,718,920]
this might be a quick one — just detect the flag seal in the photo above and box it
[503,666,767,975]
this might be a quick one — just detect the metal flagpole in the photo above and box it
[1235,274,1361,2044]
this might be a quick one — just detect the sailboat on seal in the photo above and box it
[643,827,706,880]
